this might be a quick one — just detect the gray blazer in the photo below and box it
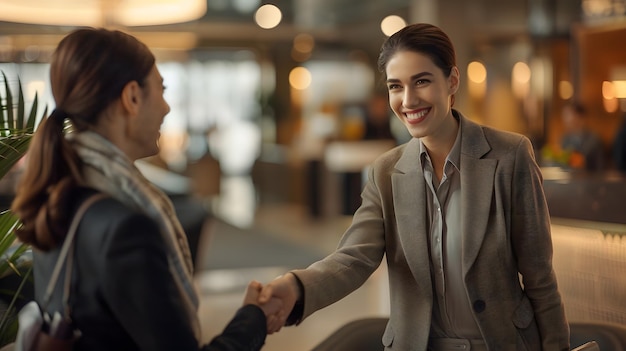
[292,111,570,350]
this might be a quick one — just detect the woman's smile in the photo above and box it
[404,107,431,124]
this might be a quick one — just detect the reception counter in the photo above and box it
[541,167,626,328]
[542,167,626,225]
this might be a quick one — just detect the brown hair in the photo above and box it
[378,23,456,76]
[11,28,155,251]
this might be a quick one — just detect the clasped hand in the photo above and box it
[244,273,300,334]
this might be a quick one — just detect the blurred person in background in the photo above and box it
[560,101,605,171]
[11,28,280,351]
[363,93,395,141]
[613,111,626,172]
[259,23,569,350]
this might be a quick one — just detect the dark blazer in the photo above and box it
[33,189,266,351]
[292,112,570,350]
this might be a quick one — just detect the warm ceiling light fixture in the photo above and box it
[254,4,282,29]
[0,0,207,27]
[380,15,406,37]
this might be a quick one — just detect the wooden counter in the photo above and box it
[542,167,626,225]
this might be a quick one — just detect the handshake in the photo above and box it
[242,273,300,334]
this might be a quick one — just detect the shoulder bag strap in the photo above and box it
[41,193,108,314]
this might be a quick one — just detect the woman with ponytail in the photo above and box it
[11,28,280,351]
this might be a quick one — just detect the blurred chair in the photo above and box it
[311,318,626,351]
[570,321,626,351]
[311,317,388,351]
[572,341,600,350]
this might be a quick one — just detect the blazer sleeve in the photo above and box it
[510,137,570,350]
[292,164,387,321]
[203,305,267,351]
[100,211,267,351]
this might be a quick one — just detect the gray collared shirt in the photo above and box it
[419,120,482,339]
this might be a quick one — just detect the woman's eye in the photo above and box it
[387,84,401,90]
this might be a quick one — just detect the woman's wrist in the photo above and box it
[286,272,303,301]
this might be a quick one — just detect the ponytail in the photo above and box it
[11,110,83,251]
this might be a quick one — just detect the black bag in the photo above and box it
[14,194,106,351]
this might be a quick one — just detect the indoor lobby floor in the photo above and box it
[193,202,391,351]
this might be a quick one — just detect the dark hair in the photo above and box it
[377,23,456,78]
[11,28,155,251]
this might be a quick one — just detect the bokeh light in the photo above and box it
[255,4,282,29]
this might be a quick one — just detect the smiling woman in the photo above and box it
[257,23,570,351]
[9,28,281,351]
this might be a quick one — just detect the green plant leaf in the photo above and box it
[16,79,24,131]
[0,69,47,345]
[26,93,39,131]
[0,265,31,345]
[0,72,7,138]
[0,211,21,277]
[0,135,32,180]
[1,72,14,138]
[0,70,44,180]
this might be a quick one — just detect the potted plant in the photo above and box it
[0,70,47,346]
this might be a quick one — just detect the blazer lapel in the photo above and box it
[459,115,497,276]
[391,115,497,285]
[392,138,433,285]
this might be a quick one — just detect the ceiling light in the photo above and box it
[467,61,487,83]
[380,15,406,37]
[255,4,282,29]
[0,0,207,27]
[293,33,315,54]
[289,67,311,90]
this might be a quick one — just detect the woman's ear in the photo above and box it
[448,66,460,95]
[120,80,142,116]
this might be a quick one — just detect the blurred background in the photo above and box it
[1,0,626,350]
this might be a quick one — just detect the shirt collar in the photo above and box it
[418,112,462,172]
[447,119,462,171]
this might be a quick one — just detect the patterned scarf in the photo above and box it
[68,130,201,342]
